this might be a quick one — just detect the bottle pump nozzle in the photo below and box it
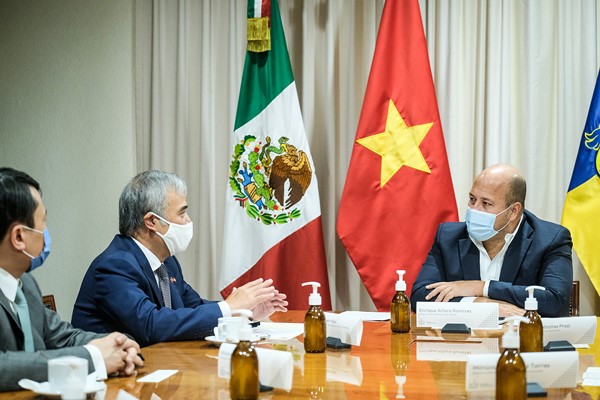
[302,281,322,306]
[501,316,529,349]
[395,270,407,291]
[524,285,545,311]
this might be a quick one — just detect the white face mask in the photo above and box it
[465,204,513,241]
[151,212,194,256]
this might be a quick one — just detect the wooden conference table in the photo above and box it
[3,311,600,399]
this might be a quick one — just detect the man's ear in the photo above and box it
[9,224,27,252]
[511,202,523,218]
[143,212,159,232]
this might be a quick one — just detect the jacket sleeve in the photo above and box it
[487,226,573,317]
[93,254,222,347]
[0,275,102,392]
[0,346,93,392]
[411,224,452,309]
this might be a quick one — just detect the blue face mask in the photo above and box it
[465,205,513,241]
[21,226,51,272]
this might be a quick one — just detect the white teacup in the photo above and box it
[213,316,246,341]
[48,356,88,396]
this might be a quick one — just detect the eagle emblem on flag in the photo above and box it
[229,134,312,225]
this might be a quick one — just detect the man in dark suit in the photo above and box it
[411,164,573,317]
[0,168,143,392]
[72,170,288,347]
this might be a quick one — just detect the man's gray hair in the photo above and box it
[119,170,187,236]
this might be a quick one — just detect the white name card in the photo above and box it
[324,312,363,346]
[415,336,499,362]
[218,343,294,391]
[466,351,579,391]
[541,316,597,345]
[416,302,499,329]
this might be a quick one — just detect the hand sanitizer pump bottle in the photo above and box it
[230,310,258,400]
[391,270,411,333]
[302,281,326,353]
[496,316,529,400]
[520,285,545,352]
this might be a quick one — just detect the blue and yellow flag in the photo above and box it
[562,72,600,296]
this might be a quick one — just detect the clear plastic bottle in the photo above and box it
[302,281,326,353]
[520,285,545,352]
[230,311,258,400]
[391,270,410,333]
[496,316,529,400]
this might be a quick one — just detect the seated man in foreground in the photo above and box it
[72,170,288,347]
[0,167,142,391]
[411,164,573,317]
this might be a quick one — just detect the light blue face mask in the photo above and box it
[21,226,51,272]
[465,205,513,241]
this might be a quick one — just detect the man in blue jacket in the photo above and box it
[411,164,573,317]
[72,170,288,346]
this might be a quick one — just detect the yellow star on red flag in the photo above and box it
[357,99,433,188]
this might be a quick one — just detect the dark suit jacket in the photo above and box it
[71,235,221,347]
[0,273,101,391]
[411,210,573,317]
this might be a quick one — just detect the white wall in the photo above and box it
[0,0,136,319]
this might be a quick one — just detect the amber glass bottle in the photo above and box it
[302,282,326,353]
[520,309,543,352]
[391,270,410,333]
[496,348,526,400]
[230,327,259,400]
[305,305,326,353]
[520,285,545,352]
[496,316,528,400]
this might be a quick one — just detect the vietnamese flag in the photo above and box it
[337,0,458,310]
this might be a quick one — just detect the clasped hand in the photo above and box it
[88,332,144,377]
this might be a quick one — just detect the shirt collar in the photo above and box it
[131,237,163,273]
[0,267,20,303]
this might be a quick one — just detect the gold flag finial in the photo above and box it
[247,17,270,52]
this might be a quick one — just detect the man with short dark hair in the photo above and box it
[0,167,143,392]
[72,170,288,347]
[411,164,573,317]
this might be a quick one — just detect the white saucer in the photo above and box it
[205,335,237,345]
[205,335,266,346]
[18,378,106,397]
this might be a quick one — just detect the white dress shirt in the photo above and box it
[461,215,524,301]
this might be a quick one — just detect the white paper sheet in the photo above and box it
[338,311,391,321]
[254,322,304,340]
[137,370,178,383]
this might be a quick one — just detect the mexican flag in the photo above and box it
[220,0,332,310]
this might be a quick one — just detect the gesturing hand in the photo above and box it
[225,278,277,311]
[252,290,288,320]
